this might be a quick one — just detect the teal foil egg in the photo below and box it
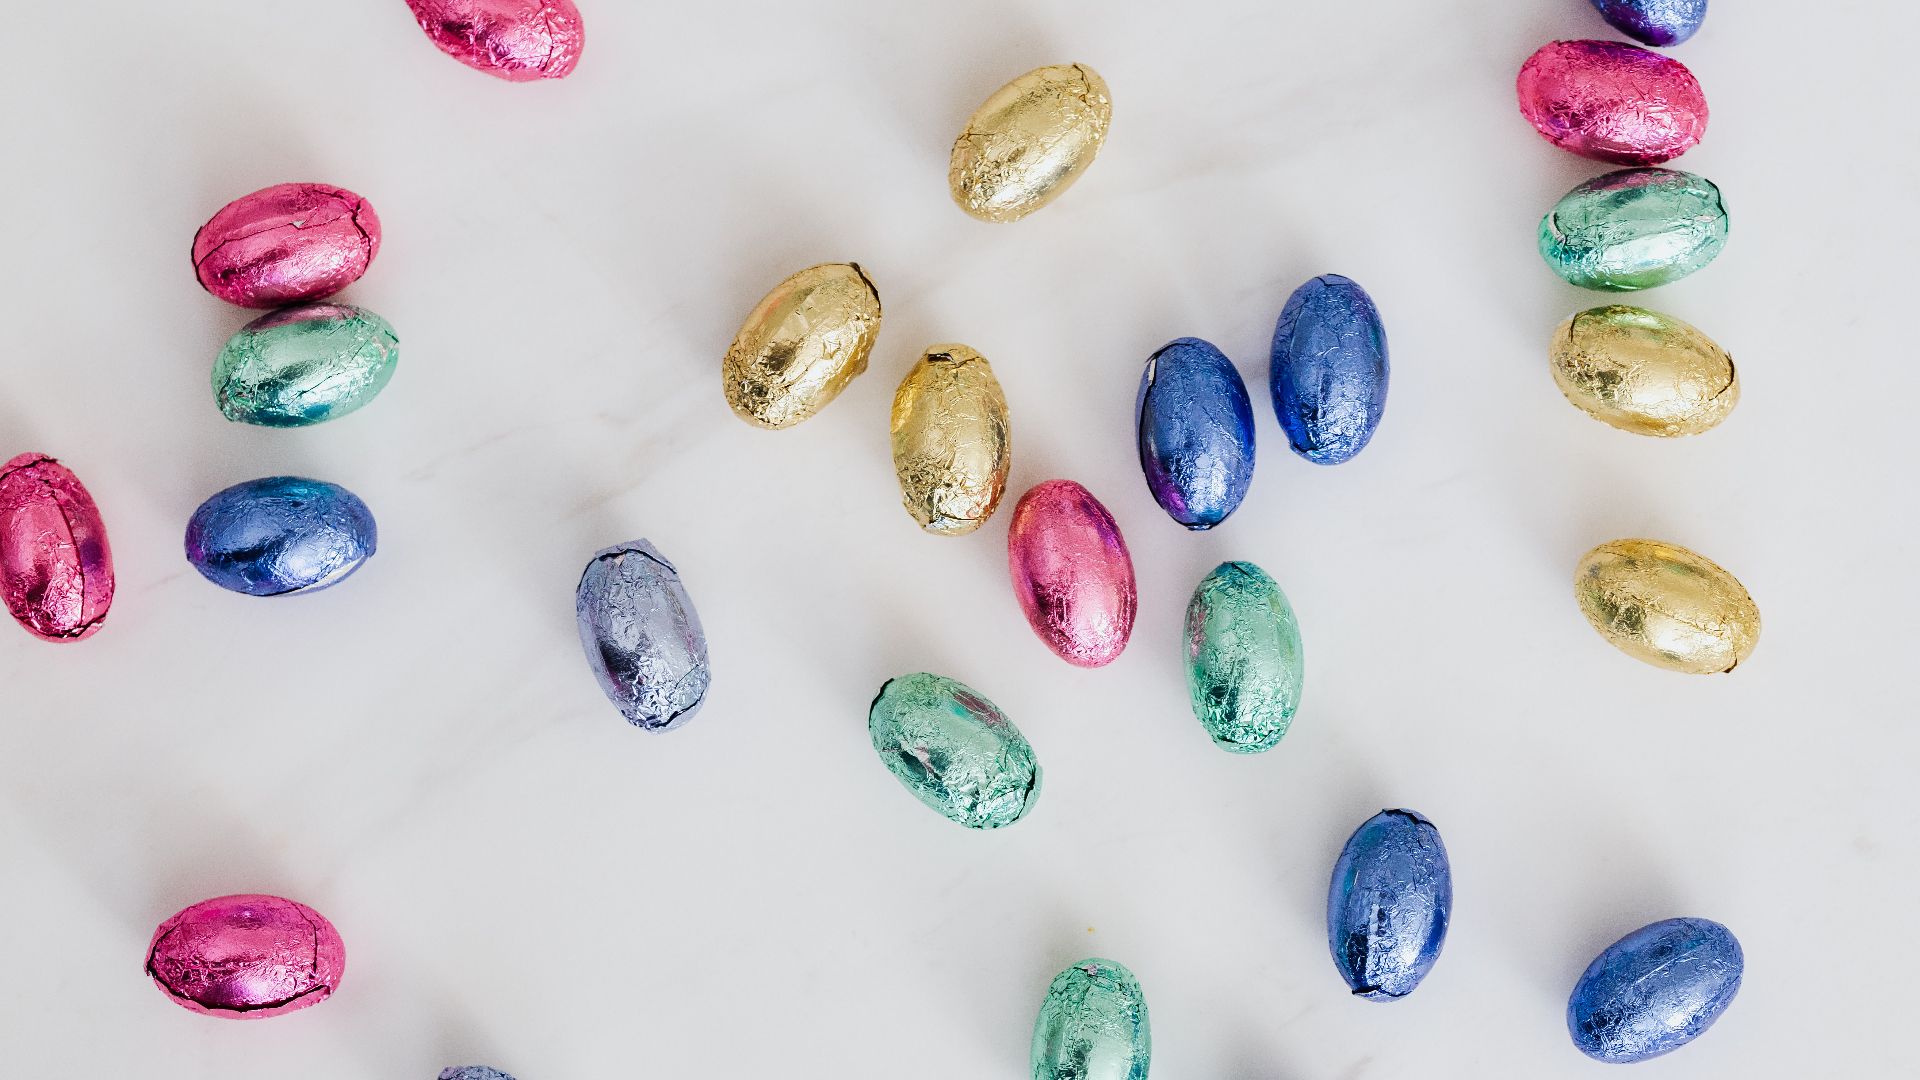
[1539,168,1728,291]
[1184,561,1304,754]
[1031,958,1150,1080]
[213,303,399,426]
[868,673,1040,829]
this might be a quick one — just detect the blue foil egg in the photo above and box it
[440,1070,517,1080]
[184,476,376,596]
[1590,0,1707,47]
[575,540,711,732]
[1327,809,1451,1001]
[1270,275,1390,465]
[1134,337,1255,530]
[1569,917,1743,1063]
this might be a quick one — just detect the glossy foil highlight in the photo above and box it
[405,0,585,81]
[192,183,380,309]
[1006,480,1136,668]
[0,453,114,641]
[145,894,346,1019]
[1517,41,1707,165]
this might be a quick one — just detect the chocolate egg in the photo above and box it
[868,672,1040,829]
[213,303,399,427]
[192,183,381,309]
[441,1070,517,1080]
[404,0,584,81]
[1540,168,1729,291]
[723,263,881,429]
[1569,917,1742,1063]
[1031,958,1151,1080]
[0,454,113,642]
[1185,562,1304,754]
[1552,306,1737,436]
[1590,0,1708,47]
[949,64,1112,223]
[185,477,377,596]
[890,344,1011,535]
[1327,810,1452,1001]
[1136,338,1255,530]
[146,894,345,1019]
[1270,274,1390,464]
[1007,480,1137,668]
[575,541,711,732]
[1517,41,1708,165]
[1575,538,1759,673]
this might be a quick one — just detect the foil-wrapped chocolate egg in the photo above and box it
[723,263,881,429]
[192,183,381,309]
[575,540,710,732]
[1185,562,1304,754]
[404,0,584,81]
[949,64,1112,223]
[1136,338,1255,530]
[441,1069,517,1080]
[1517,41,1707,165]
[185,477,377,597]
[868,672,1040,829]
[1327,809,1452,1001]
[145,894,345,1019]
[214,303,399,427]
[0,454,114,642]
[1575,538,1759,673]
[1590,0,1708,47]
[1552,306,1737,436]
[1569,917,1742,1063]
[1031,958,1151,1080]
[890,344,1011,535]
[1270,274,1390,464]
[1540,168,1728,291]
[1007,480,1136,668]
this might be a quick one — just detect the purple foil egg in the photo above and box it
[192,184,381,309]
[1007,480,1137,668]
[145,895,346,1019]
[1517,41,1707,165]
[404,0,585,82]
[0,453,114,642]
[1590,0,1708,47]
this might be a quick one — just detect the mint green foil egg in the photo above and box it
[1185,561,1304,754]
[1031,958,1150,1080]
[213,303,399,427]
[868,673,1040,829]
[1539,168,1728,291]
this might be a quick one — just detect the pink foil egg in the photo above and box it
[1007,480,1137,668]
[192,184,381,309]
[145,895,346,1019]
[0,453,113,642]
[404,0,586,82]
[1516,40,1707,166]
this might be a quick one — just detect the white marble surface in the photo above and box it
[0,1,1911,1076]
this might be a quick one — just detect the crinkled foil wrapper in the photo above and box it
[576,540,711,732]
[1270,274,1391,465]
[1007,480,1137,668]
[1551,306,1736,437]
[890,344,1011,535]
[145,894,346,1018]
[406,0,585,81]
[1570,918,1743,1063]
[724,263,881,429]
[1136,337,1256,529]
[1517,41,1707,166]
[1031,958,1151,1080]
[1327,810,1452,1001]
[0,453,114,641]
[185,476,378,596]
[867,673,1039,829]
[949,64,1111,223]
[1574,538,1759,673]
[1184,561,1303,754]
[214,303,400,428]
[1539,168,1729,291]
[1589,0,1708,47]
[191,183,380,309]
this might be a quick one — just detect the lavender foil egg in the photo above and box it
[1327,809,1452,1001]
[1517,41,1707,166]
[192,183,380,309]
[185,477,377,596]
[145,894,345,1019]
[0,453,113,641]
[441,1070,518,1080]
[1569,917,1743,1062]
[1136,338,1255,530]
[576,541,711,732]
[1271,275,1389,464]
[1590,0,1707,47]
[405,0,585,82]
[1007,480,1136,668]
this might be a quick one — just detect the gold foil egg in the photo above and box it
[891,345,1011,535]
[1551,306,1738,437]
[723,263,882,429]
[948,63,1112,223]
[1575,539,1760,674]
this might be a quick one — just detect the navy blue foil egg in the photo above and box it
[1569,917,1742,1063]
[1589,0,1707,47]
[575,540,711,732]
[1134,337,1255,530]
[1327,809,1451,1001]
[1270,275,1389,465]
[184,476,376,596]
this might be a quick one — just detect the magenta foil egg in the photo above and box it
[1007,480,1137,668]
[0,453,114,642]
[1517,41,1708,165]
[192,184,381,309]
[145,895,346,1019]
[404,0,586,82]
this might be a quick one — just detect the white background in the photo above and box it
[0,1,1910,1076]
